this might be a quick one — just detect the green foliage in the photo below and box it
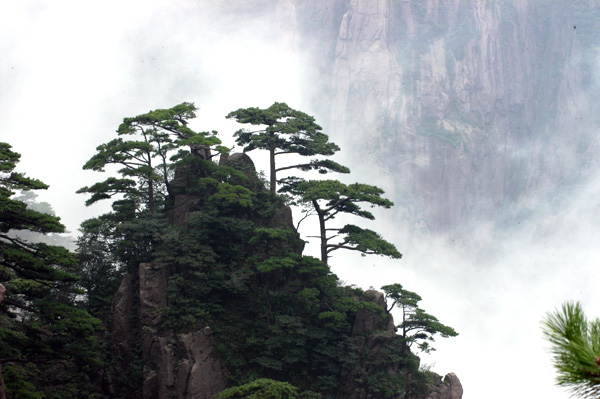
[210,183,254,209]
[219,378,298,399]
[336,225,402,259]
[298,392,322,399]
[79,102,225,213]
[0,142,104,398]
[3,364,42,399]
[382,283,421,312]
[543,302,600,398]
[155,187,275,330]
[76,215,127,319]
[227,102,348,192]
[281,179,400,265]
[382,284,457,353]
[340,330,427,399]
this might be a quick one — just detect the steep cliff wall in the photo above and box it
[293,0,600,236]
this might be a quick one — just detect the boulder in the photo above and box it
[426,373,463,399]
[352,289,395,336]
[219,152,256,176]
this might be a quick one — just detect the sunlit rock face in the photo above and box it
[292,0,600,236]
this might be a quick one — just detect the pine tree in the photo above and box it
[382,283,457,353]
[79,102,226,213]
[227,102,348,193]
[543,302,600,398]
[281,179,401,265]
[0,142,103,398]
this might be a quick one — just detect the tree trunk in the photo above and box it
[148,178,155,214]
[147,150,155,214]
[269,146,276,193]
[316,202,328,265]
[402,304,408,353]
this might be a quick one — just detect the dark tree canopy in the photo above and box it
[79,102,226,213]
[282,179,401,265]
[219,378,299,399]
[382,284,457,353]
[0,142,103,398]
[227,102,349,193]
[0,143,72,287]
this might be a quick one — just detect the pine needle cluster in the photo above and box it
[543,302,600,398]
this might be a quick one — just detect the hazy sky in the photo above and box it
[0,0,302,232]
[2,2,599,399]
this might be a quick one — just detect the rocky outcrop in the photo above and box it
[112,274,137,352]
[174,331,228,399]
[426,373,463,399]
[107,147,461,398]
[340,289,462,399]
[219,152,258,181]
[220,152,299,233]
[137,262,227,399]
[110,262,228,399]
[352,289,396,335]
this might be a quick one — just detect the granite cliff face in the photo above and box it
[291,0,600,236]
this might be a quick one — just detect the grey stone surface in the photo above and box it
[427,373,464,399]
